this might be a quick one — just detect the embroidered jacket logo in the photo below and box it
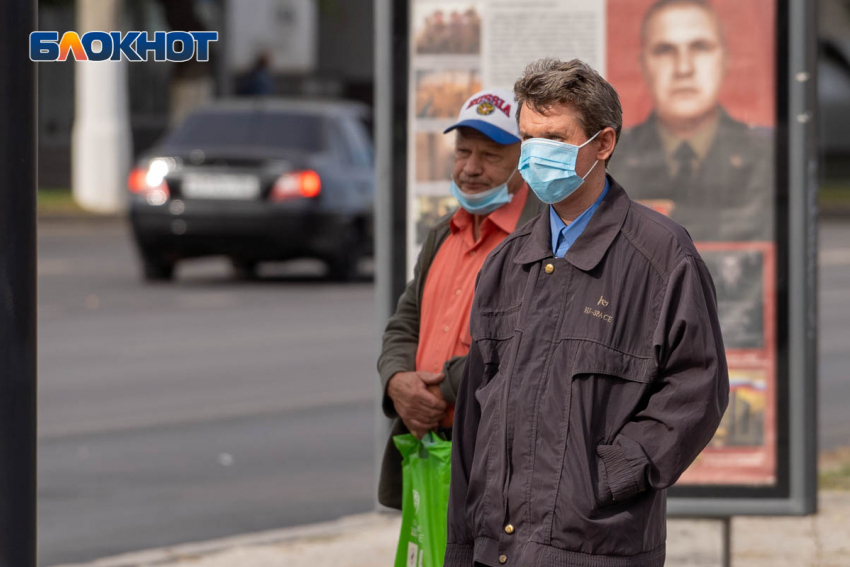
[585,296,613,323]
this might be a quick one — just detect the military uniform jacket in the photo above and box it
[610,108,773,242]
[444,178,729,567]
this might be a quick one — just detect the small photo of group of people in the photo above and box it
[710,370,767,448]
[415,70,482,119]
[701,249,765,350]
[416,195,458,244]
[414,4,481,55]
[415,132,456,183]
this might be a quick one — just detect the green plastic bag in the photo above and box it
[393,431,452,567]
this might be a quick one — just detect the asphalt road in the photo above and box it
[37,222,378,566]
[36,219,850,566]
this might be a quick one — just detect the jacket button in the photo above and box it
[504,524,515,534]
[499,555,508,564]
[544,263,554,274]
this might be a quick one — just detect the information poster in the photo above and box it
[407,0,779,488]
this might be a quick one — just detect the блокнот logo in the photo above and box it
[29,31,218,62]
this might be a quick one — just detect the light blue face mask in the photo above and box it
[518,131,601,205]
[449,179,513,215]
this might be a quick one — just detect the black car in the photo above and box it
[128,99,374,281]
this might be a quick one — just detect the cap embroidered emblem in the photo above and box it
[476,101,495,115]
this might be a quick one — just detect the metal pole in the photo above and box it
[0,0,38,565]
[787,0,819,517]
[720,517,732,567]
[373,0,396,507]
[374,0,410,509]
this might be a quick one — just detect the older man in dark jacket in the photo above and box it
[445,58,728,567]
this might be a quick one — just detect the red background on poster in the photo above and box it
[606,0,776,129]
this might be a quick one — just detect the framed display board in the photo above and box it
[374,0,818,516]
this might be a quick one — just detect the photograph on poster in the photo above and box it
[679,364,775,486]
[711,369,767,448]
[701,248,765,350]
[415,69,483,118]
[416,195,459,245]
[607,0,776,243]
[415,132,456,182]
[413,3,481,55]
[676,241,778,486]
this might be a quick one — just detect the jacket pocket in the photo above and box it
[472,303,521,367]
[545,343,661,554]
[571,340,654,387]
[569,341,654,510]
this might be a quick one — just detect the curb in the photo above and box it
[48,511,399,567]
[820,207,850,219]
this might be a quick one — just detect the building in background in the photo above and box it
[38,0,374,191]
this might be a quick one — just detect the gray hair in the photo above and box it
[513,58,622,165]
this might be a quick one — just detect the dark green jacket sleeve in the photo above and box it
[377,250,423,419]
[439,355,467,405]
[377,222,446,418]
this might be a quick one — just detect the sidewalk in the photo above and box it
[54,491,850,567]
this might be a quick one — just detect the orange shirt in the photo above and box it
[416,185,529,374]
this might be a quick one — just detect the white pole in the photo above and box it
[71,0,132,214]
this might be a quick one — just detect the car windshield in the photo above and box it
[163,111,326,152]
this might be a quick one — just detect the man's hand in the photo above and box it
[387,371,447,439]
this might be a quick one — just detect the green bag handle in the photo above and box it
[394,431,451,460]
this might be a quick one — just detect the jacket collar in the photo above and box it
[518,183,544,226]
[513,175,630,271]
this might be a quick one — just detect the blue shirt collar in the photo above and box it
[549,179,610,258]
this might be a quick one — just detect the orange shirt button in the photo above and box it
[443,325,450,332]
[456,289,462,295]
[469,250,476,256]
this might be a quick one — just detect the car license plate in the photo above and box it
[182,173,260,200]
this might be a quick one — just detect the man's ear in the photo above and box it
[507,168,524,195]
[596,127,617,162]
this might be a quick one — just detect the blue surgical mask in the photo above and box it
[518,131,601,205]
[450,179,513,215]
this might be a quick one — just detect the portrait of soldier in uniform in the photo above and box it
[610,0,774,242]
[703,249,765,349]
